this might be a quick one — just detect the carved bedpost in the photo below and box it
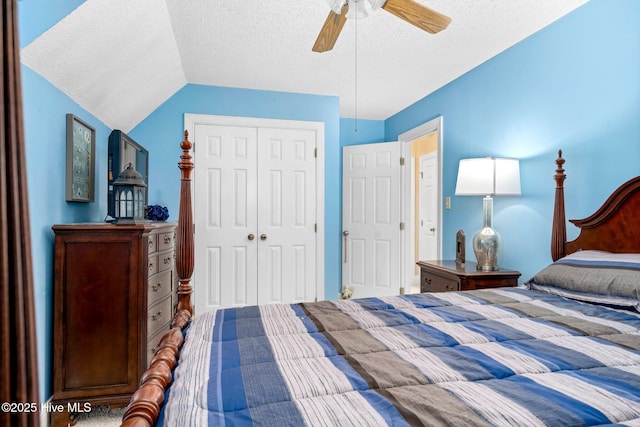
[121,133,195,426]
[551,150,567,261]
[176,130,194,316]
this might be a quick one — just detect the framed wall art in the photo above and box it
[65,114,96,202]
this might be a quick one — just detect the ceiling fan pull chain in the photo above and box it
[354,10,358,132]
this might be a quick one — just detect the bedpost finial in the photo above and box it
[555,149,565,179]
[180,129,191,151]
[179,130,194,179]
[551,149,567,261]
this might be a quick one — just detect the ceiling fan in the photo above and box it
[312,0,451,52]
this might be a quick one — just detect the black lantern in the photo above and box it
[113,163,147,224]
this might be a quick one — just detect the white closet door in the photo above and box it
[257,128,317,304]
[193,124,258,312]
[342,142,401,298]
[192,118,321,313]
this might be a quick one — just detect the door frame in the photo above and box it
[184,113,325,304]
[398,116,443,292]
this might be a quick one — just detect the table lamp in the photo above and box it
[455,157,521,271]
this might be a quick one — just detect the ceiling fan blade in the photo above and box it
[312,3,348,52]
[382,0,451,34]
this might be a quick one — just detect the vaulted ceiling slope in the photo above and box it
[21,0,588,132]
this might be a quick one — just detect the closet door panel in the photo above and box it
[194,124,258,311]
[257,128,317,304]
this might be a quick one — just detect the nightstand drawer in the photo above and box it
[421,270,460,292]
[417,260,520,293]
[468,277,519,289]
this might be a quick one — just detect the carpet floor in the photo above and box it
[72,405,124,426]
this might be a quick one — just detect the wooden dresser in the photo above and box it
[50,222,176,426]
[417,260,520,292]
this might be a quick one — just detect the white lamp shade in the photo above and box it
[455,157,521,196]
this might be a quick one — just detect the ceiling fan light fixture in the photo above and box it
[368,0,387,10]
[314,0,451,53]
[325,0,386,19]
[326,0,347,14]
[348,1,371,19]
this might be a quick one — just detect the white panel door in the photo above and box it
[419,152,438,260]
[257,128,317,304]
[193,119,320,313]
[342,142,401,298]
[194,124,259,312]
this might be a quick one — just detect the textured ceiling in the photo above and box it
[21,0,588,132]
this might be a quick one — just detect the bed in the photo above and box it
[121,144,640,426]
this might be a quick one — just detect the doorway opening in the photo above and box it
[399,116,443,293]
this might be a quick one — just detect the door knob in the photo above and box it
[248,234,255,241]
[260,234,267,240]
[343,230,349,236]
[430,228,436,232]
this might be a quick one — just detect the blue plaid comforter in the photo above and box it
[163,288,640,426]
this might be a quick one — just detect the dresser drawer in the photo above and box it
[157,249,174,273]
[146,324,170,367]
[421,270,460,292]
[158,231,175,252]
[147,253,158,276]
[147,294,172,338]
[147,234,157,254]
[148,269,172,306]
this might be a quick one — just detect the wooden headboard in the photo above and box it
[551,149,640,260]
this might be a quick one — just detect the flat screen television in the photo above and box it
[107,130,149,220]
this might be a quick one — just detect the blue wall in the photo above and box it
[17,0,640,404]
[21,67,111,401]
[385,0,640,282]
[340,118,385,147]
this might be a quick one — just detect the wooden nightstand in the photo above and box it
[417,260,521,292]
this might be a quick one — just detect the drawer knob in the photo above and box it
[163,257,171,265]
[151,312,162,322]
[148,262,154,271]
[164,236,171,244]
[152,283,162,292]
